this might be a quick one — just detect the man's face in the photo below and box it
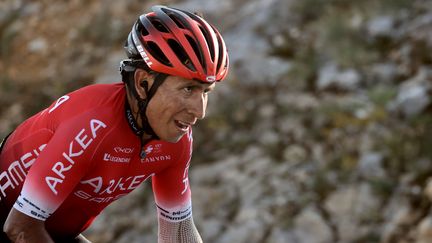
[146,76,215,143]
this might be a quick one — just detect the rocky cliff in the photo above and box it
[1,0,432,242]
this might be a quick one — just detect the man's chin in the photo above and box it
[159,134,184,143]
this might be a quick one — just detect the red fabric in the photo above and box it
[0,83,192,238]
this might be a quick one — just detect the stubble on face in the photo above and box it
[145,76,214,143]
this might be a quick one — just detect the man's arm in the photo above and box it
[3,208,54,243]
[152,130,201,242]
[158,216,203,243]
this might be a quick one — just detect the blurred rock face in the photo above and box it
[1,0,432,243]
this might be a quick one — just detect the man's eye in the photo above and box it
[184,86,193,93]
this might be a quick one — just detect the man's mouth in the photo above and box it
[175,120,192,131]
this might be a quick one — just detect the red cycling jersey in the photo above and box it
[0,83,193,239]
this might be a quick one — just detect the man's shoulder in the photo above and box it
[71,82,124,97]
[42,82,126,128]
[55,83,125,111]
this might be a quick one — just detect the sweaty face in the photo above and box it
[146,76,215,143]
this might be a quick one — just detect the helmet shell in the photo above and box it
[124,5,229,82]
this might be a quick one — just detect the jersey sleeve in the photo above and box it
[13,110,110,221]
[152,131,193,222]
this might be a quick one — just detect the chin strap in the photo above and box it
[126,72,168,141]
[120,60,168,156]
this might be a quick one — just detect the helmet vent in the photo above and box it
[147,41,172,66]
[161,7,187,29]
[199,26,214,60]
[215,32,224,72]
[169,14,187,29]
[186,35,204,70]
[168,39,196,72]
[137,22,149,36]
[150,18,169,33]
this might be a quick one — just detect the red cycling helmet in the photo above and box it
[124,5,229,82]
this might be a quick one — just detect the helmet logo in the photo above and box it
[138,46,153,67]
[206,76,216,82]
[132,31,153,67]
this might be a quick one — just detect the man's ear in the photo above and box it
[134,69,154,99]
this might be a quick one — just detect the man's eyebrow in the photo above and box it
[184,80,210,88]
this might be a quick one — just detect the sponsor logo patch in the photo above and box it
[114,147,134,154]
[103,153,130,163]
[141,155,171,163]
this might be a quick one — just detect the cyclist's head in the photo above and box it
[123,5,229,83]
[120,6,229,141]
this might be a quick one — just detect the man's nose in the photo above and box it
[188,94,206,120]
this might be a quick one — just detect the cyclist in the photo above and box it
[0,5,228,242]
